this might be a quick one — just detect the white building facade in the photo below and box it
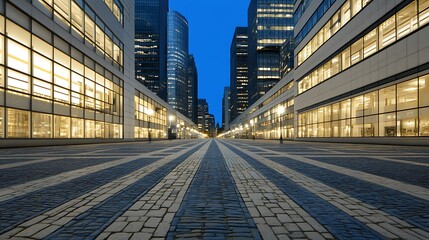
[0,0,200,147]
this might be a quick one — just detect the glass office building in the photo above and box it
[247,0,294,105]
[228,0,429,145]
[230,27,249,122]
[135,0,168,101]
[167,10,189,117]
[0,0,125,140]
[0,0,200,147]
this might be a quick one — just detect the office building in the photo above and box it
[230,27,249,121]
[222,87,230,130]
[167,10,189,116]
[197,99,208,134]
[135,0,168,101]
[0,0,200,147]
[226,0,429,145]
[187,54,198,124]
[247,0,294,104]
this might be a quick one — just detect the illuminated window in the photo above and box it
[7,108,30,138]
[420,107,429,136]
[85,14,95,44]
[364,115,378,137]
[351,117,364,137]
[352,0,362,16]
[379,86,396,113]
[33,53,52,82]
[7,69,30,93]
[350,38,363,65]
[0,35,3,65]
[379,113,396,136]
[379,16,396,49]
[364,91,378,115]
[71,1,84,36]
[352,95,364,118]
[54,115,70,138]
[363,29,378,58]
[72,118,84,138]
[0,107,3,138]
[341,48,351,70]
[33,79,52,98]
[6,20,30,47]
[85,120,95,138]
[8,40,30,74]
[397,110,418,136]
[396,2,418,39]
[419,0,429,26]
[340,99,351,119]
[341,1,351,24]
[397,79,418,110]
[419,75,429,107]
[32,112,52,138]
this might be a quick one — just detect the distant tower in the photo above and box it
[135,0,168,100]
[198,99,209,133]
[167,10,189,116]
[230,27,248,121]
[248,0,294,104]
[187,55,198,124]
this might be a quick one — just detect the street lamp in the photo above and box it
[147,108,154,142]
[277,105,285,144]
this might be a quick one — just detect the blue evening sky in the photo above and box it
[170,0,250,126]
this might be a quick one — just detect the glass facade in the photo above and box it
[298,0,429,94]
[134,90,167,139]
[0,2,123,139]
[187,55,198,124]
[248,0,294,104]
[102,0,124,25]
[135,0,168,101]
[297,0,372,66]
[34,0,124,72]
[298,75,429,137]
[167,11,188,116]
[230,27,248,122]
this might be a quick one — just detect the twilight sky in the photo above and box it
[169,0,250,126]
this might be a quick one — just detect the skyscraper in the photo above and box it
[222,87,231,130]
[135,0,168,100]
[248,0,294,104]
[197,99,209,133]
[230,27,249,121]
[187,54,198,124]
[167,10,189,116]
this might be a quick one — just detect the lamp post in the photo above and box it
[147,108,154,142]
[277,105,285,144]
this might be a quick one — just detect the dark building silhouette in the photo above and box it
[135,0,168,100]
[230,27,248,122]
[248,0,294,104]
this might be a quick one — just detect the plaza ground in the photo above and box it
[0,139,428,239]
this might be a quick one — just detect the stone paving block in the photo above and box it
[123,222,144,233]
[107,232,132,240]
[16,223,49,237]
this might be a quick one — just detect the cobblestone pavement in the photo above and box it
[0,139,428,239]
